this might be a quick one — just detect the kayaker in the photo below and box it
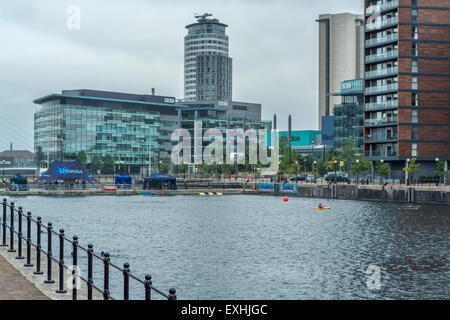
[318,203,323,209]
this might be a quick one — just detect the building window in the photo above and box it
[412,10,418,24]
[412,59,418,73]
[412,125,418,140]
[412,43,418,56]
[412,76,418,90]
[412,26,418,40]
[412,110,418,123]
[412,143,418,156]
[412,93,418,106]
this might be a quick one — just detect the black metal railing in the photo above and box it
[0,198,177,300]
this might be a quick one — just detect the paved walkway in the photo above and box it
[0,254,49,300]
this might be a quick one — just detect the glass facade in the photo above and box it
[331,79,364,152]
[34,102,161,169]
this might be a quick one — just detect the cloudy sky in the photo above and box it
[0,0,363,152]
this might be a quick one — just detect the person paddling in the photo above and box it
[318,203,323,209]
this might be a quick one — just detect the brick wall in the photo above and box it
[419,109,450,123]
[419,143,450,157]
[419,59,450,73]
[418,0,450,7]
[419,126,450,140]
[418,9,450,24]
[419,43,450,58]
[419,76,450,91]
[419,92,450,107]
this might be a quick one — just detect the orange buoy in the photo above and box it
[283,196,289,202]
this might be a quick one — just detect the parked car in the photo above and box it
[325,172,349,183]
[290,174,307,182]
[305,175,316,182]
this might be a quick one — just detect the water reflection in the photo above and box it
[8,195,449,300]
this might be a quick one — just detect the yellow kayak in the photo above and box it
[314,207,331,210]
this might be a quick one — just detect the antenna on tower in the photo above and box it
[195,13,213,22]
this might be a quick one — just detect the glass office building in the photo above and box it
[330,79,364,152]
[34,90,184,173]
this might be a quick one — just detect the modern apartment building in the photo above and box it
[317,13,365,129]
[184,13,232,103]
[364,0,450,177]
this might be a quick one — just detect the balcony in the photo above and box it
[366,17,398,31]
[366,33,398,47]
[365,66,398,78]
[365,117,398,126]
[365,0,398,16]
[365,134,397,142]
[366,50,398,63]
[365,100,398,110]
[365,150,398,158]
[365,83,398,94]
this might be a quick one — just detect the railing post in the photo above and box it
[123,263,130,300]
[24,212,33,267]
[8,202,16,253]
[56,228,66,292]
[168,288,177,300]
[34,217,43,275]
[72,235,78,300]
[44,222,55,284]
[87,244,93,300]
[16,207,24,259]
[1,199,7,247]
[103,252,110,300]
[144,274,152,300]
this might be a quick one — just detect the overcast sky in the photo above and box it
[0,0,363,152]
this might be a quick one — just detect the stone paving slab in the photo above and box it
[0,239,104,300]
[0,253,49,300]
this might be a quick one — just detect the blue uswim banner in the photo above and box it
[279,184,298,194]
[258,184,275,193]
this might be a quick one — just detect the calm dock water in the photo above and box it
[7,195,449,300]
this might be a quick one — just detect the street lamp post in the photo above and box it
[355,159,360,185]
[435,158,440,186]
[303,159,307,175]
[380,159,384,185]
[406,158,410,185]
[334,160,338,184]
[2,160,5,178]
[313,160,317,184]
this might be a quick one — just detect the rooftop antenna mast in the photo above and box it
[195,13,213,22]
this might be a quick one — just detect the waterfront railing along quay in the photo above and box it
[0,198,177,300]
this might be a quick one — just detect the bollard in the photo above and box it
[72,235,78,300]
[56,228,66,292]
[44,222,55,284]
[16,207,24,259]
[24,212,33,267]
[8,202,16,253]
[144,274,152,300]
[123,263,130,300]
[1,199,7,247]
[103,252,110,300]
[168,288,177,300]
[87,244,93,300]
[34,217,43,275]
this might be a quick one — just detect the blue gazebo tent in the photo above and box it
[143,174,177,190]
[115,174,132,188]
[33,160,100,185]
